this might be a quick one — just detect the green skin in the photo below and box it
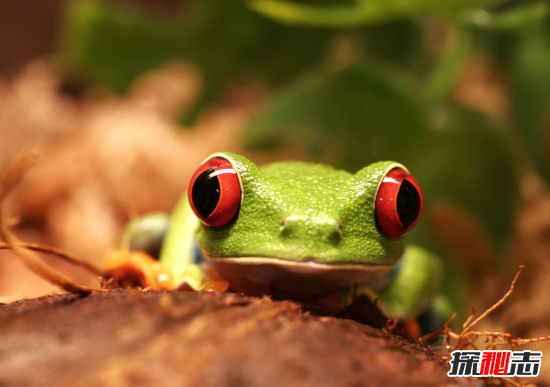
[129,152,442,319]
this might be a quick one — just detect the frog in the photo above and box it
[104,152,443,321]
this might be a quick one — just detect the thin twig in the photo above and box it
[423,265,549,387]
[462,304,476,330]
[486,334,550,349]
[462,266,524,335]
[0,242,105,276]
[0,149,107,295]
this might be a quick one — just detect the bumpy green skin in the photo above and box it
[151,152,443,319]
[196,152,404,265]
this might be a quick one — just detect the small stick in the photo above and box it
[461,304,476,330]
[0,150,107,295]
[462,266,524,335]
[0,242,105,276]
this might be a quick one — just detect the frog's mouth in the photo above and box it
[206,255,393,300]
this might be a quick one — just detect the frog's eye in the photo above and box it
[188,157,242,228]
[375,168,423,238]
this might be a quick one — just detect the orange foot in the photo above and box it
[104,249,173,290]
[199,268,230,293]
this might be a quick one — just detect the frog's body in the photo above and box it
[109,152,443,320]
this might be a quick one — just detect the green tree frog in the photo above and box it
[105,152,442,320]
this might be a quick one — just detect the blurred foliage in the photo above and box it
[247,0,501,26]
[61,0,332,123]
[60,0,550,270]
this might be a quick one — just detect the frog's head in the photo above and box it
[188,152,423,297]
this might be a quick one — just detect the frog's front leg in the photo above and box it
[158,194,206,291]
[344,245,443,321]
[104,212,175,289]
[104,195,208,291]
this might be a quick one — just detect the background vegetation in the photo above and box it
[59,0,550,281]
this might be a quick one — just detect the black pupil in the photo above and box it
[396,179,420,230]
[192,168,220,219]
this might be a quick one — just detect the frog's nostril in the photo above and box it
[280,215,342,242]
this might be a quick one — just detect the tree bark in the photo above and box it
[0,290,475,387]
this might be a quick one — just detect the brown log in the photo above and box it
[0,290,476,387]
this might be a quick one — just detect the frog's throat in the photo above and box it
[206,255,394,299]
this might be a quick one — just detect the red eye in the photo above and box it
[188,157,241,228]
[375,168,423,238]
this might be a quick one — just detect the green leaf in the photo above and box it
[356,19,426,73]
[245,62,427,166]
[60,0,332,124]
[460,1,549,31]
[510,28,550,178]
[62,0,184,91]
[247,0,503,27]
[423,28,473,106]
[406,123,516,248]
